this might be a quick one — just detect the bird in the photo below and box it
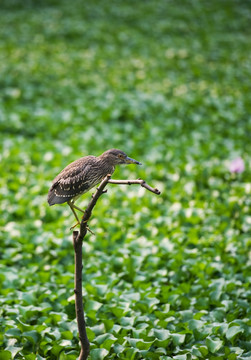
[47,149,142,228]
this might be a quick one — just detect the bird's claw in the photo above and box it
[86,225,95,235]
[70,222,80,230]
[70,220,95,235]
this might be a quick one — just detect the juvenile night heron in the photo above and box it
[47,149,141,227]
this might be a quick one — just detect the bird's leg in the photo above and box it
[68,201,81,229]
[71,203,85,214]
[68,200,94,234]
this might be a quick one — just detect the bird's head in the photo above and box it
[101,149,142,166]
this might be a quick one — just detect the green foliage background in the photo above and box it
[0,0,251,359]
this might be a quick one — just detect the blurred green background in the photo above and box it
[0,0,251,359]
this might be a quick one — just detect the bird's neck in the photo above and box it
[97,156,115,174]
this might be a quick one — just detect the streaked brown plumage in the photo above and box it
[47,149,141,227]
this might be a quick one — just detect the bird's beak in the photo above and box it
[125,156,142,165]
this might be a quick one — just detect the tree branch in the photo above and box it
[73,231,89,360]
[72,175,160,359]
[72,175,111,360]
[108,178,161,195]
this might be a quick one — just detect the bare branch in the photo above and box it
[108,178,161,195]
[73,231,89,360]
[72,175,112,360]
[72,174,160,359]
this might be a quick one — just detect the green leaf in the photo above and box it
[226,326,244,342]
[153,329,170,341]
[85,300,103,312]
[61,330,73,340]
[111,306,127,318]
[58,339,72,347]
[173,355,188,360]
[36,355,47,360]
[22,330,41,344]
[180,310,193,321]
[228,353,237,360]
[95,333,117,350]
[0,351,11,360]
[144,297,160,309]
[5,346,23,358]
[136,340,154,350]
[198,346,208,357]
[90,348,109,360]
[206,337,223,353]
[86,328,96,342]
[59,352,78,360]
[171,333,186,346]
[125,348,138,360]
[188,319,204,331]
[125,337,154,351]
[51,344,64,356]
[120,316,135,327]
[5,328,22,339]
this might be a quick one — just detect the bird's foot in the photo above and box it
[70,222,80,230]
[86,225,95,235]
[81,218,95,235]
[70,219,95,235]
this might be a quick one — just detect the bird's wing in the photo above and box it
[48,156,96,204]
[55,165,92,194]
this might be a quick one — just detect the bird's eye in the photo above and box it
[118,154,123,159]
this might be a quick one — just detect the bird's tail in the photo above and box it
[47,189,67,206]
